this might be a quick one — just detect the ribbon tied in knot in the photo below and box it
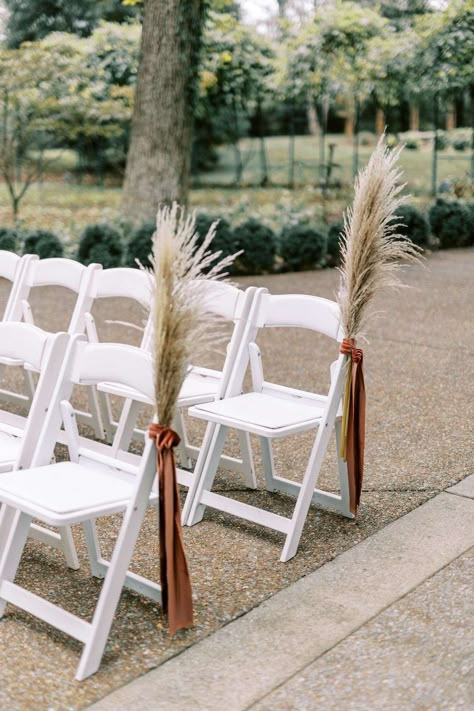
[148,422,193,637]
[339,337,366,517]
[149,423,181,450]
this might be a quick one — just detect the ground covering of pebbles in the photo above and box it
[0,248,472,710]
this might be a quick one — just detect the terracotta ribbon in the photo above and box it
[339,337,366,517]
[148,423,193,636]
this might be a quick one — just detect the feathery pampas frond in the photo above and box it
[150,202,237,428]
[337,135,422,341]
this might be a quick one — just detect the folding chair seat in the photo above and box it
[0,338,162,680]
[1,257,103,436]
[183,288,354,562]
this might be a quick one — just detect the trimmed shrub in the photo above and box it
[326,220,344,267]
[24,229,63,259]
[428,199,473,249]
[453,137,470,152]
[233,219,276,275]
[125,221,155,268]
[0,227,21,253]
[394,204,430,248]
[435,133,448,150]
[405,139,419,150]
[194,213,237,272]
[77,223,123,268]
[280,223,327,271]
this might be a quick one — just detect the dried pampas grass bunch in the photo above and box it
[337,135,422,341]
[150,202,237,428]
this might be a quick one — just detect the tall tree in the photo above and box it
[121,0,208,221]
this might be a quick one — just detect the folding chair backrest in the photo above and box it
[0,322,69,470]
[31,337,155,470]
[256,293,343,341]
[87,267,153,349]
[226,288,345,401]
[7,257,101,334]
[0,252,37,321]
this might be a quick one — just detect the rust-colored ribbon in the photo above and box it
[148,423,193,636]
[339,337,366,517]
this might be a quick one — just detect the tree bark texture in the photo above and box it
[409,103,420,131]
[375,107,385,136]
[122,0,205,222]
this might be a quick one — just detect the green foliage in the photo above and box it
[4,0,139,48]
[194,213,237,271]
[0,227,22,253]
[125,221,155,268]
[428,198,473,249]
[435,133,448,150]
[405,139,419,150]
[394,204,430,248]
[326,220,344,267]
[279,223,327,271]
[24,229,64,258]
[453,137,470,152]
[233,218,276,274]
[77,222,123,267]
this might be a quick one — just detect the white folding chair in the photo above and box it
[1,257,103,437]
[0,339,162,680]
[84,266,154,443]
[0,251,37,322]
[99,281,258,488]
[183,288,354,562]
[16,283,257,578]
[0,322,69,473]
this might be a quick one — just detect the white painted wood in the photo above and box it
[0,341,164,679]
[185,288,353,561]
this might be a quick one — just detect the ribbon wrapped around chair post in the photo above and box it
[148,423,193,636]
[339,337,366,516]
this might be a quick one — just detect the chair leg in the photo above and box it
[82,520,105,578]
[0,504,16,566]
[260,436,279,491]
[76,496,155,680]
[96,390,115,444]
[87,387,105,440]
[174,411,193,469]
[112,398,142,453]
[335,418,352,518]
[281,415,336,563]
[183,424,228,526]
[0,510,32,617]
[238,431,257,489]
[58,526,80,570]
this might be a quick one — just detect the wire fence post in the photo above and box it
[431,93,439,197]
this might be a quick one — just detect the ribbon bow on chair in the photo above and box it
[149,423,193,636]
[339,337,366,516]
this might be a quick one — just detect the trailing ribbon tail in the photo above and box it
[149,423,193,636]
[339,338,366,516]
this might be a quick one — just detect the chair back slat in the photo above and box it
[0,251,21,282]
[0,322,50,371]
[27,258,91,291]
[257,293,343,341]
[70,342,154,404]
[91,268,153,307]
[200,280,246,321]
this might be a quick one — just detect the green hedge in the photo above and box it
[428,199,473,249]
[395,205,430,248]
[0,227,21,253]
[280,223,327,271]
[233,218,276,275]
[77,223,124,268]
[125,221,155,269]
[24,229,63,259]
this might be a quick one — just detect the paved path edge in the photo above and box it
[87,475,474,711]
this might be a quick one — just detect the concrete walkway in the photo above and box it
[89,475,474,711]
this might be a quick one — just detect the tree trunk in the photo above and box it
[446,99,456,130]
[375,107,385,136]
[409,102,420,131]
[121,0,205,222]
[307,89,320,136]
[344,111,355,139]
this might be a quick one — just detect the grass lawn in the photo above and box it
[0,134,471,247]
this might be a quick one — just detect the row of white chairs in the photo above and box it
[0,251,354,680]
